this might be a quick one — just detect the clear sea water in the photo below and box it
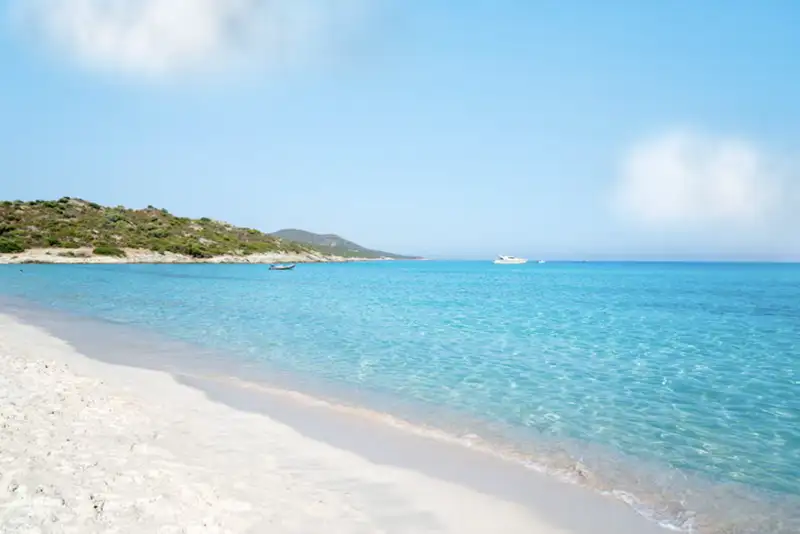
[1,261,798,533]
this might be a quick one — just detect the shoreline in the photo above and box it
[0,312,560,533]
[3,271,799,534]
[0,305,667,534]
[0,247,415,265]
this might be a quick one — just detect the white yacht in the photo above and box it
[493,255,528,265]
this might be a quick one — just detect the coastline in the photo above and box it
[0,247,401,265]
[0,307,665,534]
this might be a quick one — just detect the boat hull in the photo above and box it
[493,259,528,265]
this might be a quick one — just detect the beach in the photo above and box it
[0,311,666,534]
[0,248,377,265]
[4,0,797,530]
[2,261,797,534]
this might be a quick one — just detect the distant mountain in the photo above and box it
[271,229,417,259]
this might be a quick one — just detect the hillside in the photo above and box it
[271,229,416,259]
[0,198,314,258]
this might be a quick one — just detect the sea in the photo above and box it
[0,261,798,533]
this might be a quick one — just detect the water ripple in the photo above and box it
[2,261,799,532]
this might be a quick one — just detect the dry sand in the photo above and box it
[0,248,370,265]
[0,313,567,534]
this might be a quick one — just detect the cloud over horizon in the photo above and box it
[613,129,794,233]
[10,0,368,80]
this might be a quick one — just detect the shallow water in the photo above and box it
[1,261,798,532]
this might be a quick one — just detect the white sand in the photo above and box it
[0,248,375,265]
[0,314,566,534]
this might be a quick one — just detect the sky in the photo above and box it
[1,0,799,260]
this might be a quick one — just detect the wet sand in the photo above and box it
[0,305,666,533]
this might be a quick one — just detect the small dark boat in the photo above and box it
[269,263,296,271]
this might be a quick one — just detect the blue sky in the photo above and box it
[1,1,799,260]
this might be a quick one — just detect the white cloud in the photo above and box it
[613,129,788,231]
[10,0,368,80]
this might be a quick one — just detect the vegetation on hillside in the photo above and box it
[0,198,312,258]
[271,228,416,259]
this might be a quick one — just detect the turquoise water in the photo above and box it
[1,262,798,532]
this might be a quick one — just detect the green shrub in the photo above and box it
[148,228,169,239]
[93,245,126,257]
[242,241,273,254]
[182,244,212,258]
[0,238,25,254]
